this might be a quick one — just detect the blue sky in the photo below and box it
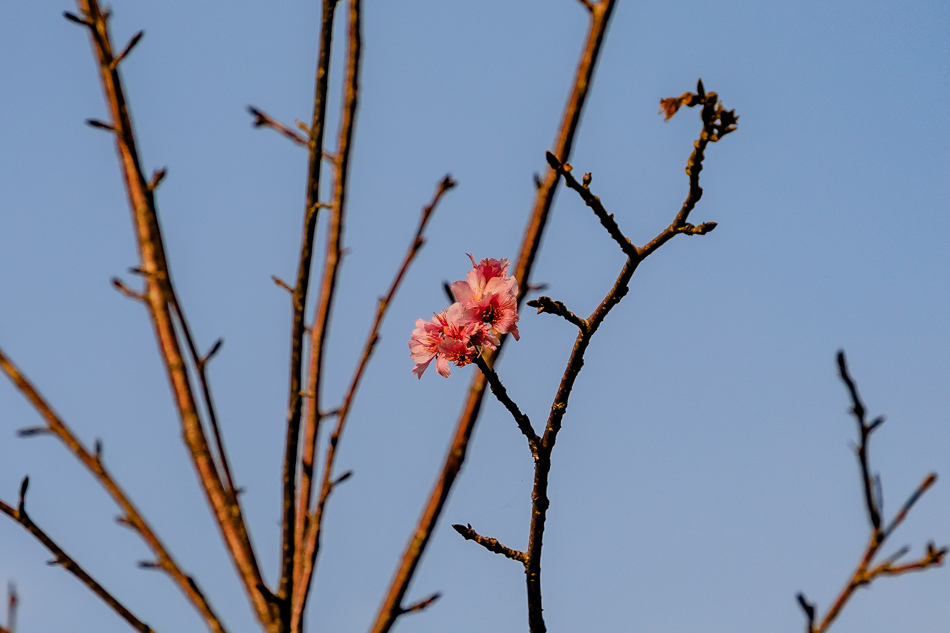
[1,1,948,632]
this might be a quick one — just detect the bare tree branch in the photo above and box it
[291,0,363,627]
[247,106,309,146]
[293,173,454,626]
[278,0,341,616]
[452,524,527,563]
[370,3,619,632]
[796,352,947,633]
[0,482,154,633]
[473,355,539,458]
[69,0,272,625]
[0,347,228,633]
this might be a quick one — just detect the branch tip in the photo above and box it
[204,338,224,362]
[149,167,166,189]
[85,118,116,132]
[439,174,457,192]
[46,555,66,567]
[246,105,308,146]
[63,11,91,26]
[17,476,29,512]
[442,281,455,304]
[400,592,442,615]
[112,277,146,301]
[796,592,816,624]
[113,30,144,67]
[272,275,294,293]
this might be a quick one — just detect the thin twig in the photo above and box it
[640,80,735,259]
[796,352,946,633]
[544,151,638,259]
[525,296,588,332]
[247,106,309,147]
[112,277,146,301]
[473,355,539,458]
[0,347,228,633]
[514,83,735,632]
[111,30,143,68]
[4,582,16,633]
[290,0,360,627]
[171,299,237,496]
[293,174,454,622]
[399,592,442,615]
[279,0,341,614]
[837,350,880,529]
[452,524,527,563]
[0,485,154,633]
[370,3,618,632]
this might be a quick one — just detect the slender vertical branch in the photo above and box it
[70,1,272,626]
[458,83,735,631]
[292,174,453,628]
[369,3,617,632]
[279,0,340,615]
[797,352,946,633]
[290,0,362,627]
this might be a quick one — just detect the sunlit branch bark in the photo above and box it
[292,174,453,628]
[69,1,272,626]
[291,2,363,626]
[279,0,341,616]
[452,523,527,563]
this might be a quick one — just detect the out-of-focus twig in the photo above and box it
[0,347,228,633]
[0,479,154,633]
[796,351,946,633]
[3,582,16,633]
[247,106,309,146]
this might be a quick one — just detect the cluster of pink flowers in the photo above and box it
[409,255,520,379]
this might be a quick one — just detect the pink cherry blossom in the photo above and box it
[409,255,519,379]
[450,254,520,340]
[408,313,447,379]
